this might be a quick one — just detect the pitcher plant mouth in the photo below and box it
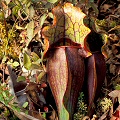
[47,38,82,48]
[42,2,91,55]
[44,38,92,58]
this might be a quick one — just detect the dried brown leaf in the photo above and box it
[108,90,120,104]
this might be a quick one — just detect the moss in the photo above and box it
[74,92,88,120]
[96,97,112,117]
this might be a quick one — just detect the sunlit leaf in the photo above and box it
[23,52,32,70]
[12,6,21,16]
[11,105,21,112]
[0,95,4,102]
[7,95,14,103]
[22,102,28,108]
[5,0,10,4]
[39,13,47,27]
[115,84,120,90]
[26,1,31,7]
[47,0,58,3]
[38,71,46,81]
[27,20,34,42]
[2,91,7,98]
[29,5,35,19]
[22,0,29,5]
[25,7,29,15]
[12,61,19,67]
[42,112,46,118]
[31,52,40,62]
[2,56,7,63]
[21,0,31,7]
[17,76,26,82]
[16,25,25,30]
[30,63,41,69]
[0,11,4,21]
[14,0,21,6]
[48,12,53,19]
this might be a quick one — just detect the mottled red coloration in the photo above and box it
[47,47,85,120]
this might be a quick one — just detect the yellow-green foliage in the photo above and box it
[96,97,112,117]
[96,19,109,31]
[0,22,7,59]
[0,22,20,61]
[96,19,108,27]
[99,98,112,113]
